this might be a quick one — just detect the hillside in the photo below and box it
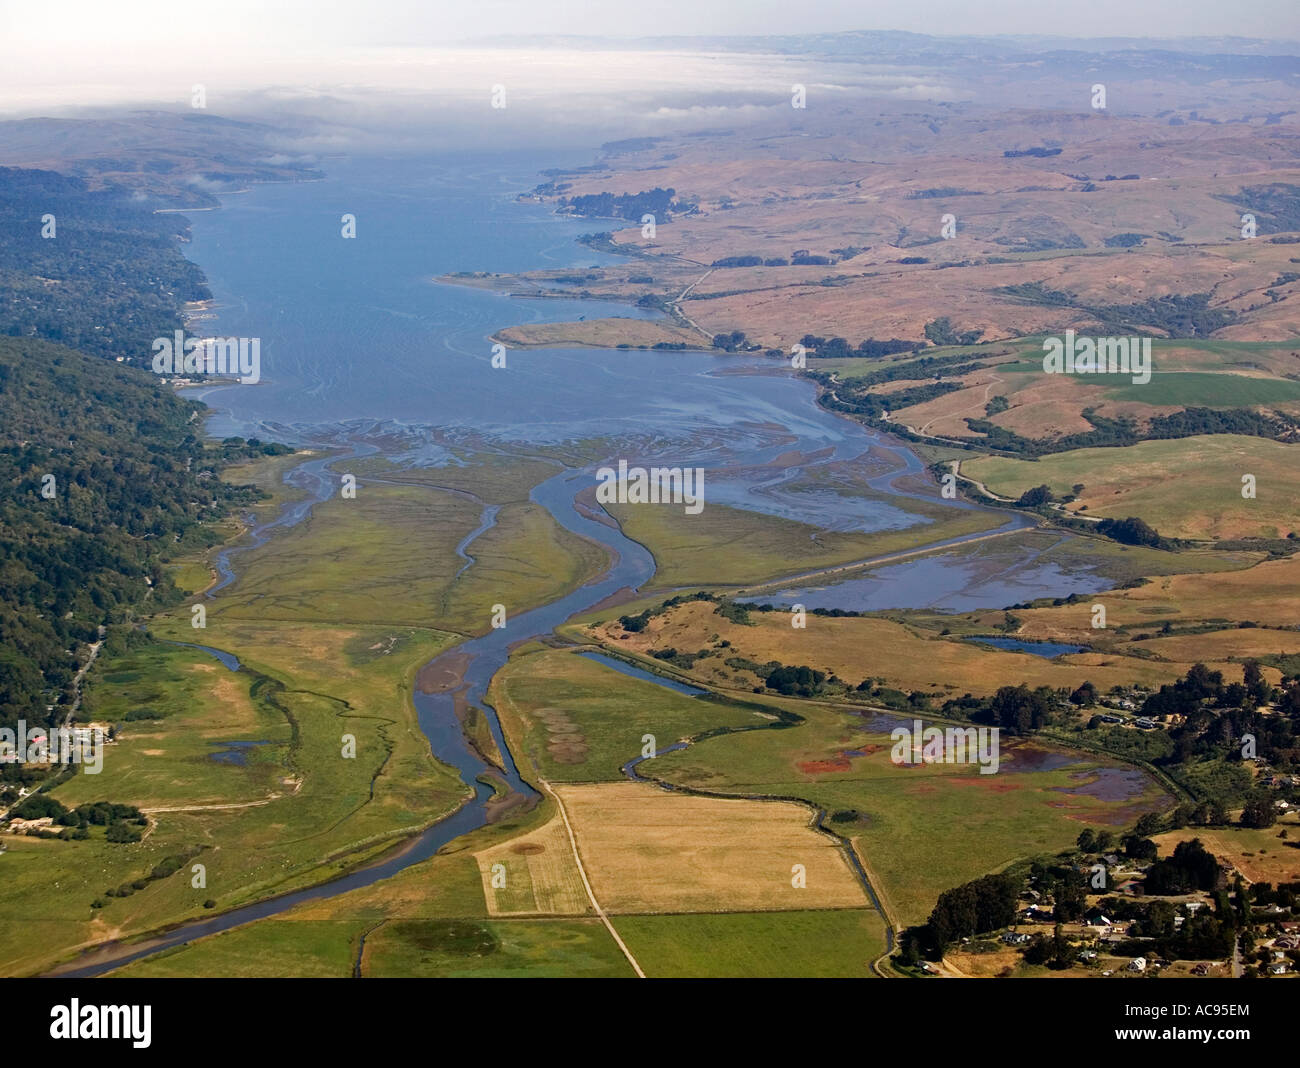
[0,336,270,738]
[0,166,210,363]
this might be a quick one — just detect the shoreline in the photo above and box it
[39,144,1151,979]
[485,331,713,351]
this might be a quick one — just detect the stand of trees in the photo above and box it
[900,872,1020,960]
[1096,516,1166,548]
[557,187,689,222]
[923,317,984,347]
[1144,838,1221,894]
[943,683,1058,736]
[763,665,827,697]
[964,403,1297,459]
[799,335,926,359]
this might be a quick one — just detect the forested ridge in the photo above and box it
[0,161,283,743]
[0,165,209,363]
[0,335,267,735]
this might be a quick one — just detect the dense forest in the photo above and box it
[0,338,269,741]
[0,160,286,747]
[0,166,210,363]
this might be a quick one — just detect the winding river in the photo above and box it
[50,150,1098,976]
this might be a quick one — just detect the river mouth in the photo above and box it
[47,150,1099,977]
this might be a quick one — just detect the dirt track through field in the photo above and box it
[542,778,646,978]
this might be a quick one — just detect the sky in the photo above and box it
[0,0,1296,115]
[2,0,1297,53]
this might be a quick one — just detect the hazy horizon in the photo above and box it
[2,3,1297,115]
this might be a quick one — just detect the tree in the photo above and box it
[1145,839,1220,895]
[1241,799,1277,829]
[11,794,68,821]
[104,821,142,844]
[989,684,1052,735]
[1016,484,1053,508]
[1025,925,1079,969]
[1070,681,1098,707]
[711,330,748,352]
[1134,812,1164,837]
[1097,516,1163,547]
[924,872,1020,954]
[1055,879,1087,922]
[1123,835,1158,861]
[764,665,826,697]
[1243,660,1270,706]
[896,928,923,967]
[1141,900,1178,938]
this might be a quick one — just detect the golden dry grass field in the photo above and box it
[966,435,1300,540]
[473,813,590,917]
[1007,553,1300,646]
[446,108,1300,357]
[494,318,706,349]
[1153,814,1300,886]
[595,597,1262,698]
[553,781,869,913]
[444,105,1300,472]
